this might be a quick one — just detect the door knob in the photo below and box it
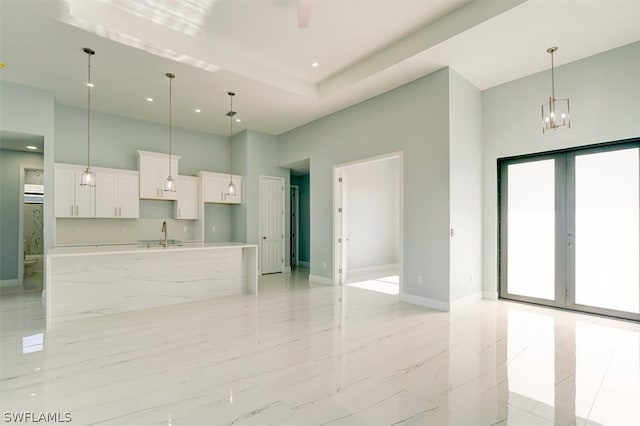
[263,236,267,239]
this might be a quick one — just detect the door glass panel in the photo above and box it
[507,160,556,300]
[574,148,640,313]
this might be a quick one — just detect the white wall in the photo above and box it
[279,69,451,304]
[344,157,400,271]
[449,70,483,303]
[482,41,640,298]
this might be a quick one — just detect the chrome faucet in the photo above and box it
[161,221,168,247]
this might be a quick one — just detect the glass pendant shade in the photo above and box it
[80,167,95,186]
[164,175,176,192]
[227,179,236,196]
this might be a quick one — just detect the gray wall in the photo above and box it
[0,150,44,280]
[482,41,640,298]
[290,174,310,263]
[279,68,451,303]
[0,81,55,283]
[449,70,483,302]
[344,157,400,271]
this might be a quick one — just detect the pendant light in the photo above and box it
[541,46,570,133]
[164,73,176,192]
[80,47,96,187]
[226,91,236,196]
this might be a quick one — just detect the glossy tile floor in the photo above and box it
[1,268,639,425]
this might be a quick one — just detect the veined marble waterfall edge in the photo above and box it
[46,244,257,328]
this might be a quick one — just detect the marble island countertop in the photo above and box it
[48,241,257,256]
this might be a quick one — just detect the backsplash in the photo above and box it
[55,218,198,246]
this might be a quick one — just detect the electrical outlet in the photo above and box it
[417,275,423,285]
[183,226,187,232]
[322,261,327,269]
[211,226,216,232]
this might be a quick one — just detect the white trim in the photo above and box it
[309,274,334,286]
[290,184,299,266]
[298,261,310,267]
[483,291,499,301]
[0,279,19,288]
[346,263,400,277]
[450,292,483,310]
[284,266,292,274]
[400,292,450,312]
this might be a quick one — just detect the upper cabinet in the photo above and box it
[54,164,95,218]
[174,176,199,220]
[95,170,139,218]
[199,171,242,204]
[137,150,180,200]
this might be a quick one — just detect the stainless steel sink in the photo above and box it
[138,239,183,247]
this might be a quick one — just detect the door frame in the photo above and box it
[259,175,285,275]
[333,151,403,290]
[290,184,299,267]
[498,138,640,321]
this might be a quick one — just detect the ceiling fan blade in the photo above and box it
[297,0,310,28]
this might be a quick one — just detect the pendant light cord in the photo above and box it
[550,49,555,100]
[169,75,172,178]
[86,50,92,170]
[229,92,234,185]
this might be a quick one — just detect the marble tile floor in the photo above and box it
[1,268,639,425]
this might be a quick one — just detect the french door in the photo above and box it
[500,142,640,321]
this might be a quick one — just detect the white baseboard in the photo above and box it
[400,292,450,312]
[347,263,400,281]
[297,261,310,267]
[0,279,19,288]
[450,292,482,310]
[483,291,498,301]
[309,274,334,286]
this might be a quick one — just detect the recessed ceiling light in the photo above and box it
[235,118,241,123]
[146,97,154,102]
[26,145,38,150]
[312,62,319,67]
[86,82,94,88]
[195,108,201,113]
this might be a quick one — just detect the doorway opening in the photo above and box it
[499,139,640,321]
[334,152,402,296]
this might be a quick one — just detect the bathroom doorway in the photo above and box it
[19,166,45,292]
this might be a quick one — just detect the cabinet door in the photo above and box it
[118,174,140,218]
[139,155,160,199]
[75,174,95,218]
[54,168,76,218]
[203,175,225,203]
[175,176,198,219]
[95,172,119,218]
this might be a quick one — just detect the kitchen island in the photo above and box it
[45,242,257,328]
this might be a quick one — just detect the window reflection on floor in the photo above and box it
[346,275,399,295]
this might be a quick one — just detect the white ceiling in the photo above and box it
[1,0,638,136]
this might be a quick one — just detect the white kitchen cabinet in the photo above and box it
[95,170,139,218]
[137,150,180,200]
[199,171,242,204]
[174,176,199,220]
[54,164,95,218]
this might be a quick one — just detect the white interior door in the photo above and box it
[260,176,284,274]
